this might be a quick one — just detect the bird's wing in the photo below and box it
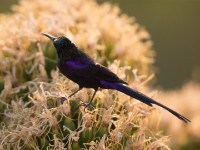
[65,60,127,84]
[89,63,127,84]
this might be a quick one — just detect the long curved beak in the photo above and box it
[42,33,57,41]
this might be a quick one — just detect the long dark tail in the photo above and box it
[101,81,190,123]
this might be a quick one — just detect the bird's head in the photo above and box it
[42,33,75,56]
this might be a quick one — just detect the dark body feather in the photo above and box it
[43,33,190,123]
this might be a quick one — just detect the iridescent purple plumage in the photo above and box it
[42,33,190,123]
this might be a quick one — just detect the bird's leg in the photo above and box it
[68,87,82,98]
[79,89,98,111]
[61,87,82,104]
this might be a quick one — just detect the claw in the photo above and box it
[79,102,94,112]
[60,97,67,104]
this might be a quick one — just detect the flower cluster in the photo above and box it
[0,0,170,149]
[158,82,200,149]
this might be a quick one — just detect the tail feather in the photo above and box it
[101,80,190,123]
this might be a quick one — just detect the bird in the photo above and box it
[42,33,190,123]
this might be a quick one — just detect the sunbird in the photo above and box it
[42,33,190,123]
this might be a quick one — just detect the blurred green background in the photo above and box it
[1,0,200,90]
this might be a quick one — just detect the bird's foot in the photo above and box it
[78,101,94,111]
[60,97,67,104]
